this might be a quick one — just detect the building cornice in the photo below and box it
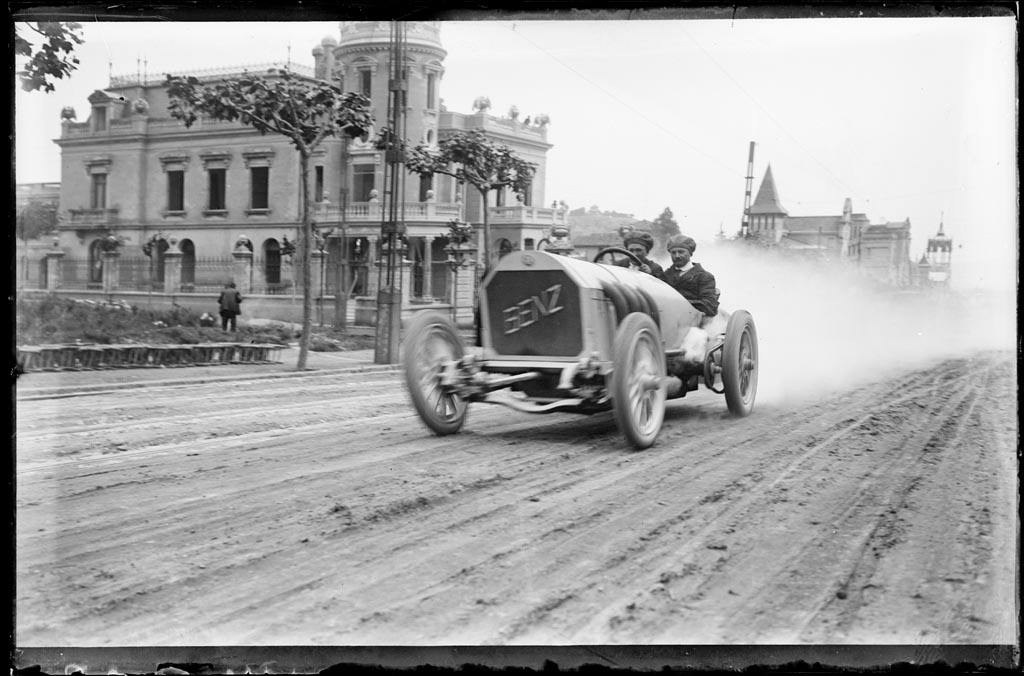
[334,43,446,60]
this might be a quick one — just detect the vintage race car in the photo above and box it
[401,247,758,449]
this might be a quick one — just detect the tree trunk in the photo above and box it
[296,151,313,370]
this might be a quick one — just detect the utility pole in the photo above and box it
[740,141,755,238]
[374,21,408,364]
[335,135,350,330]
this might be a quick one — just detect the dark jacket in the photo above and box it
[613,256,665,280]
[218,289,242,315]
[663,263,719,316]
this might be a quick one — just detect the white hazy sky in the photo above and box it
[13,16,1017,292]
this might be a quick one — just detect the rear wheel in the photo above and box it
[401,311,469,435]
[722,309,758,416]
[611,312,667,449]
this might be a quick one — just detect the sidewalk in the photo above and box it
[15,347,401,399]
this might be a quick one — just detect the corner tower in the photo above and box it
[318,21,447,203]
[748,164,788,242]
[924,219,953,288]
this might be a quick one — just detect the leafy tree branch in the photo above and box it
[15,21,84,93]
[166,68,373,370]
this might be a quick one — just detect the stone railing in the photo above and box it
[314,201,463,224]
[488,205,567,225]
[66,208,120,228]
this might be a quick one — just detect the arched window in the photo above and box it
[264,238,281,284]
[179,239,196,287]
[88,239,104,284]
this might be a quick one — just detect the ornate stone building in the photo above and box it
[52,21,566,308]
[744,164,922,287]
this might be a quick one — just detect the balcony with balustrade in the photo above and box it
[489,205,567,226]
[314,202,566,228]
[314,201,463,226]
[65,208,120,230]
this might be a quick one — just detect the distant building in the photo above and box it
[915,220,954,289]
[16,182,62,288]
[744,164,918,287]
[17,182,61,211]
[51,21,565,301]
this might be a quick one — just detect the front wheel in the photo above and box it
[611,312,667,449]
[722,309,758,416]
[401,311,469,435]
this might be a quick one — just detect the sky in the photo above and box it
[13,14,1018,292]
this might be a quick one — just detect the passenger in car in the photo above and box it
[663,234,719,317]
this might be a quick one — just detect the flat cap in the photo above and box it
[666,234,697,253]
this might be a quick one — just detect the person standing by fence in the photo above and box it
[217,281,243,331]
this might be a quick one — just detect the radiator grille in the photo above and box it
[484,270,582,356]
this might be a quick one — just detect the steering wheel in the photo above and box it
[593,246,645,268]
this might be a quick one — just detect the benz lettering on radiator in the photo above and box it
[502,284,564,334]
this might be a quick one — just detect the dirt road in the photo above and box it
[15,350,1017,647]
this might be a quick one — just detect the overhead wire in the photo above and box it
[505,23,744,180]
[677,26,872,204]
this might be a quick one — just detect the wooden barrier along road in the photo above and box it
[15,342,285,372]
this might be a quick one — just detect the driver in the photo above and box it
[615,231,665,279]
[663,234,719,318]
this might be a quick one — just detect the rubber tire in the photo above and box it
[722,309,758,416]
[611,312,667,449]
[401,311,469,435]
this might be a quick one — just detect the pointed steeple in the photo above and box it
[749,164,788,216]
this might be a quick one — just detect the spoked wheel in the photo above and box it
[722,309,758,416]
[611,312,667,449]
[401,311,469,435]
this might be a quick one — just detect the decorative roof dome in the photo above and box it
[337,21,445,55]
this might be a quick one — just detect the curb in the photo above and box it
[17,363,404,400]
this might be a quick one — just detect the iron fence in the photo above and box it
[120,256,160,291]
[252,256,297,295]
[59,257,102,291]
[186,256,235,294]
[16,257,46,289]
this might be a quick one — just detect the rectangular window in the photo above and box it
[360,70,372,97]
[522,183,532,206]
[90,174,107,209]
[167,170,185,211]
[208,168,226,211]
[250,166,269,209]
[92,107,106,131]
[353,164,375,202]
[495,186,506,207]
[315,166,325,202]
[419,174,432,202]
[426,73,437,109]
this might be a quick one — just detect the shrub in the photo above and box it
[308,334,342,352]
